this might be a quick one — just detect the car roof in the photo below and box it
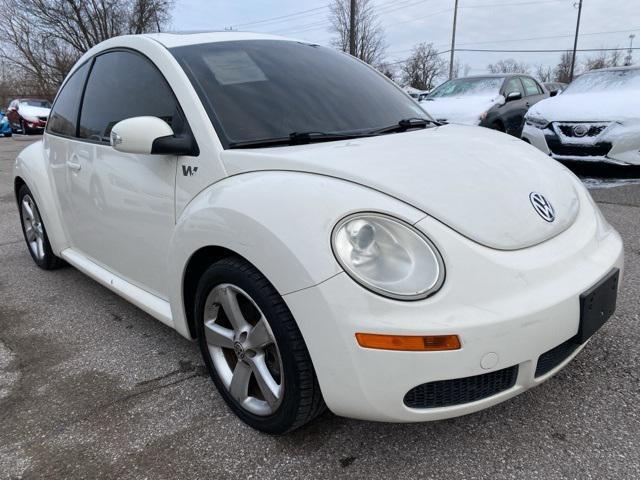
[453,73,530,80]
[141,31,297,48]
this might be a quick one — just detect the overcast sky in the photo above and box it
[172,0,640,77]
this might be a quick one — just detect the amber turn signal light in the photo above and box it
[355,333,461,351]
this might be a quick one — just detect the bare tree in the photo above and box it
[535,64,553,83]
[450,58,471,79]
[554,51,572,83]
[583,49,623,71]
[376,62,396,81]
[329,0,386,65]
[487,58,529,74]
[401,43,446,91]
[0,0,173,98]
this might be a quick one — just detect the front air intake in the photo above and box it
[404,365,519,409]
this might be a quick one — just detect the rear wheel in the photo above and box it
[18,185,65,270]
[195,257,325,434]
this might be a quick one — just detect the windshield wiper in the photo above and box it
[228,131,371,149]
[227,120,440,149]
[367,117,440,135]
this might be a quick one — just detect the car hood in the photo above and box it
[420,95,503,125]
[19,105,51,118]
[528,91,640,122]
[221,125,580,250]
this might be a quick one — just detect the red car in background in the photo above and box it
[6,98,52,134]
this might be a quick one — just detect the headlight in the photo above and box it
[525,115,549,129]
[331,213,445,300]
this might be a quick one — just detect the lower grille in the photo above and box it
[535,339,579,377]
[547,141,612,157]
[403,365,518,409]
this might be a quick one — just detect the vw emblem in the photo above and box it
[529,192,555,222]
[573,124,588,137]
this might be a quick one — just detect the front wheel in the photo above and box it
[491,121,505,132]
[195,257,325,434]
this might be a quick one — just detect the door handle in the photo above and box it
[66,158,82,172]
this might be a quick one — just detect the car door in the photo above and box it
[64,50,188,300]
[500,77,528,136]
[521,76,547,111]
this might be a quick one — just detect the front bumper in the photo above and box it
[284,186,624,422]
[522,121,640,166]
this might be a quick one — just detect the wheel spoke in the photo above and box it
[228,361,252,403]
[25,225,36,242]
[204,320,235,348]
[217,287,250,332]
[22,201,34,222]
[36,236,44,259]
[246,317,273,350]
[249,354,280,407]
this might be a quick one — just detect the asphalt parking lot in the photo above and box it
[1,136,639,480]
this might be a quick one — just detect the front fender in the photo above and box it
[13,139,67,254]
[167,171,426,338]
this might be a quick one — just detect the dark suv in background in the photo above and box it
[421,74,548,137]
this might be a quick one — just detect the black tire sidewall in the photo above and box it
[195,260,308,434]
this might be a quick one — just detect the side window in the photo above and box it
[79,51,179,143]
[503,77,524,97]
[47,62,90,137]
[521,77,542,96]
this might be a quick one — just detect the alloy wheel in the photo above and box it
[204,284,284,416]
[21,194,45,260]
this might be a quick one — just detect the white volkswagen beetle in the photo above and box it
[13,32,623,434]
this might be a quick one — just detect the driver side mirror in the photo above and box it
[110,116,198,156]
[505,91,522,102]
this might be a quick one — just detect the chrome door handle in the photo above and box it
[66,159,82,172]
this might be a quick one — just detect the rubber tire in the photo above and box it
[17,184,65,270]
[3,132,11,138]
[195,257,325,434]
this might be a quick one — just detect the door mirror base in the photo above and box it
[152,133,199,156]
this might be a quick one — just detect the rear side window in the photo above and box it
[47,62,90,137]
[521,77,542,96]
[78,51,178,143]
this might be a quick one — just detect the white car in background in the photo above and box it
[13,32,623,434]
[523,66,640,166]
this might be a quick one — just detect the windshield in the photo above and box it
[428,77,504,98]
[171,40,431,147]
[564,69,640,94]
[20,99,51,108]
